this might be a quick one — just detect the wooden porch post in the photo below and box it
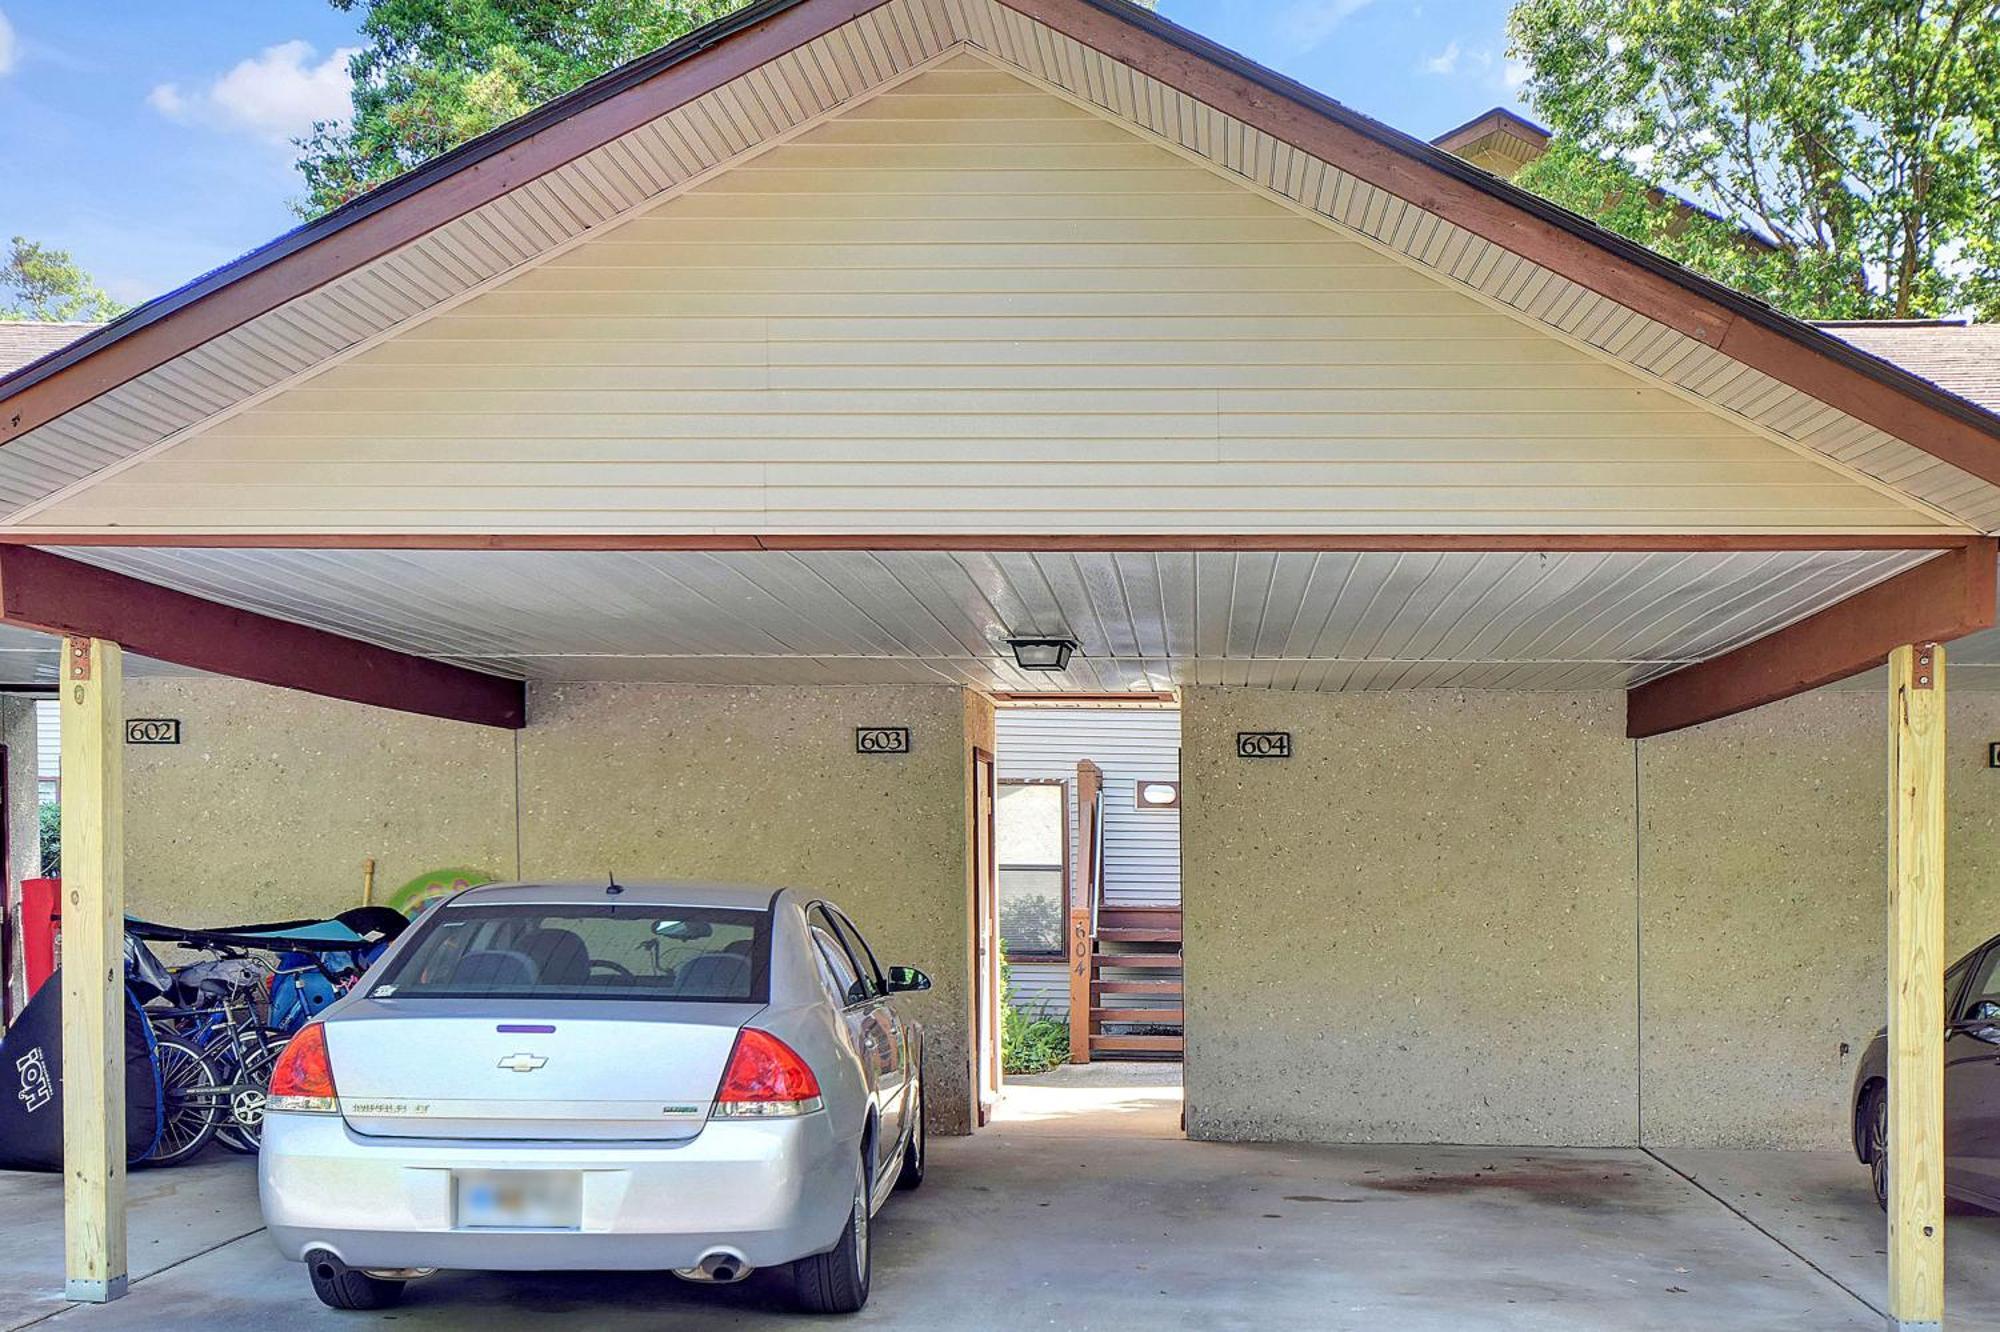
[1887,641,1945,1331]
[60,636,125,1303]
[1068,760,1102,1065]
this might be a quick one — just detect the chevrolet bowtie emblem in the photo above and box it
[497,1052,549,1073]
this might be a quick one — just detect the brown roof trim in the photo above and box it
[0,0,881,434]
[0,546,524,728]
[999,0,2000,484]
[1430,107,1551,155]
[0,533,1976,553]
[1626,538,1998,737]
[4,0,2000,492]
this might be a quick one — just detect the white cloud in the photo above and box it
[149,40,356,145]
[0,9,18,77]
[1423,41,1461,75]
[1503,58,1531,91]
[1276,0,1377,51]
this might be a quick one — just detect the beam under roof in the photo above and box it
[1625,539,1999,738]
[0,547,524,729]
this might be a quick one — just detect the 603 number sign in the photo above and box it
[855,727,911,755]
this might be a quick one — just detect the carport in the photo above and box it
[4,1,2000,1327]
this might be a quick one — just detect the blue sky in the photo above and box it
[0,0,1531,307]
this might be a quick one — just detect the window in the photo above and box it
[808,905,875,1003]
[826,907,887,996]
[377,902,770,1002]
[1957,947,2000,1022]
[809,924,863,1006]
[997,781,1067,959]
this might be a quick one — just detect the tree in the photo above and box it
[0,237,127,322]
[295,0,743,216]
[1507,0,2000,320]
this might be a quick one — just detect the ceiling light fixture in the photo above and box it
[1008,637,1078,672]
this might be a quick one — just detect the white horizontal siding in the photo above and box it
[1007,960,1070,1022]
[22,60,1948,537]
[996,706,1180,907]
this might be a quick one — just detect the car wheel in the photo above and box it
[306,1250,406,1311]
[793,1165,871,1314]
[896,1074,926,1191]
[1866,1087,1889,1213]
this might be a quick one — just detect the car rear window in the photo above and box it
[375,903,771,1003]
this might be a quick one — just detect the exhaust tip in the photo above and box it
[672,1249,754,1284]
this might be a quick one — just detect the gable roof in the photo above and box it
[3,0,1999,538]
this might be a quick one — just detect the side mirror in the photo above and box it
[886,966,932,994]
[1969,1000,2000,1044]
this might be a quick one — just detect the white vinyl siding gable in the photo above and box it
[21,59,1950,537]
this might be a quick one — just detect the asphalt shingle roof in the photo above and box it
[1820,320,2000,416]
[0,321,102,376]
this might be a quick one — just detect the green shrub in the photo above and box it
[998,941,1070,1075]
[38,801,58,878]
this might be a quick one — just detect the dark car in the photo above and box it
[1852,936,2000,1209]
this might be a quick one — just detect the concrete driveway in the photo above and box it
[4,1072,1997,1330]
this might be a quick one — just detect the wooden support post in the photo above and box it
[1887,641,1945,1331]
[1069,760,1103,1065]
[60,636,125,1303]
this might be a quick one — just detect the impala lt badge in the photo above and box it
[497,1052,549,1073]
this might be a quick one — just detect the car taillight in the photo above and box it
[267,1022,339,1113]
[714,1029,823,1118]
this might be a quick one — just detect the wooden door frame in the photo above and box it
[970,746,999,1127]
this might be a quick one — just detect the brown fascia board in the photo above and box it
[5,0,2000,494]
[1625,537,2000,737]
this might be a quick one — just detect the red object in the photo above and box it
[268,1023,338,1104]
[717,1029,821,1106]
[20,877,60,996]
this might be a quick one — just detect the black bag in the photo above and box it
[0,970,163,1170]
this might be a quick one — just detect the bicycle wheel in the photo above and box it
[144,1035,225,1167]
[216,1034,283,1153]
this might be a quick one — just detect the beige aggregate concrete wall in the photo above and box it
[1182,688,1639,1146]
[519,683,978,1134]
[1637,689,2000,1150]
[121,678,516,924]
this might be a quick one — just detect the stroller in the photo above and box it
[0,937,168,1172]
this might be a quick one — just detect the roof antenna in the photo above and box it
[605,871,624,896]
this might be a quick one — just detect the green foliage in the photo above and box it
[1,237,127,323]
[1003,1007,1070,1075]
[38,801,58,879]
[296,0,744,216]
[1507,0,2000,319]
[998,941,1070,1075]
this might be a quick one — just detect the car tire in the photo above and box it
[793,1166,871,1314]
[306,1250,406,1311]
[1864,1086,1889,1213]
[896,1074,926,1191]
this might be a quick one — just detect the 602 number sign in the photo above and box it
[855,727,911,755]
[125,718,181,745]
[1236,731,1292,759]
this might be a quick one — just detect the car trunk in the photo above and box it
[324,996,762,1141]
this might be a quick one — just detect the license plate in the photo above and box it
[453,1170,582,1230]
